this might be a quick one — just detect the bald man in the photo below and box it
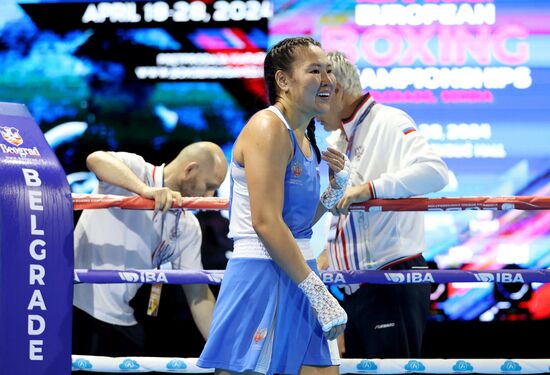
[72,142,227,365]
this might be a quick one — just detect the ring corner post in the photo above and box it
[0,102,74,374]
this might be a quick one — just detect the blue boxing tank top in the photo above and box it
[228,106,320,240]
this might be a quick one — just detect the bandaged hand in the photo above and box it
[298,271,347,339]
[333,153,351,189]
[320,152,351,209]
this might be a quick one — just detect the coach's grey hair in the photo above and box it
[327,51,363,96]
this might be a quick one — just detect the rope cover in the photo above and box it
[71,356,550,373]
[71,193,550,212]
[72,193,228,211]
[74,268,548,285]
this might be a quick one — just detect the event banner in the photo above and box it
[0,102,73,374]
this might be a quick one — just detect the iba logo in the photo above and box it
[0,126,23,146]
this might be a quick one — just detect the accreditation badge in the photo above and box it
[147,283,162,317]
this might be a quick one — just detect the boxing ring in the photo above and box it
[70,195,550,374]
[2,102,550,374]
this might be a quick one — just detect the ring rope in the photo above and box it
[71,193,550,374]
[71,193,550,212]
[73,268,547,285]
[72,193,228,211]
[71,356,550,373]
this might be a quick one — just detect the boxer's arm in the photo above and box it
[240,112,313,285]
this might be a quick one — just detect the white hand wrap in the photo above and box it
[334,154,351,188]
[320,154,351,209]
[298,271,348,332]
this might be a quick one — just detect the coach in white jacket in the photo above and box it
[317,51,449,359]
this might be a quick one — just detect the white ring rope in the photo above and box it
[71,356,550,374]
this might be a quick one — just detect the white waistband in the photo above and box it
[233,237,314,260]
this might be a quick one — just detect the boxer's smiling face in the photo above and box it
[278,44,335,118]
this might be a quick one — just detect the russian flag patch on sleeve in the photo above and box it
[402,126,416,135]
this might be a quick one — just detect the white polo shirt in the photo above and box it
[326,94,449,272]
[73,152,203,326]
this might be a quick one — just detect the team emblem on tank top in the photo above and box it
[291,161,302,177]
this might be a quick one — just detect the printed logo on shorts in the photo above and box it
[0,126,23,146]
[253,327,268,343]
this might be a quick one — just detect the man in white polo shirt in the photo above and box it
[316,52,449,359]
[72,142,227,365]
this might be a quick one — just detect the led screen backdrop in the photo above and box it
[270,0,550,321]
[1,0,549,321]
[1,0,270,183]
